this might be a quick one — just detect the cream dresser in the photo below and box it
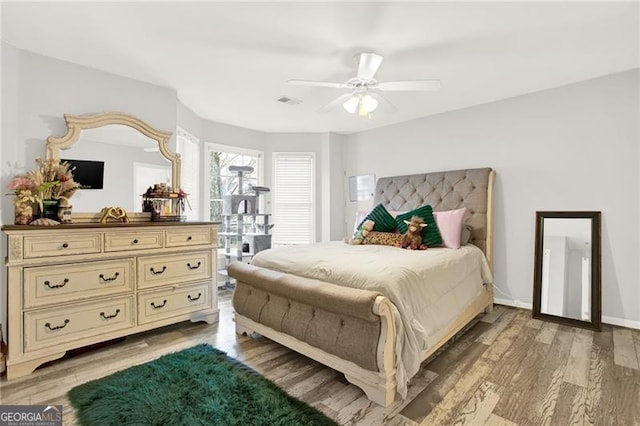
[3,221,218,379]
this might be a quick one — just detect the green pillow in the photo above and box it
[395,205,443,247]
[359,204,398,233]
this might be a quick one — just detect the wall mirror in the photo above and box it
[533,211,601,331]
[46,112,180,219]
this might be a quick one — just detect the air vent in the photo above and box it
[277,96,302,106]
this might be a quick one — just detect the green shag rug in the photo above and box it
[68,344,337,426]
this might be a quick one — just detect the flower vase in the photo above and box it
[14,201,34,225]
[40,199,60,221]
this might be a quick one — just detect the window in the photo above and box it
[204,143,262,223]
[177,128,200,220]
[272,152,315,246]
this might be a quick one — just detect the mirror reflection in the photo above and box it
[540,218,591,321]
[61,124,171,212]
[533,211,601,331]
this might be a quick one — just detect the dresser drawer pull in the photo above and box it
[150,266,167,275]
[132,239,139,244]
[100,309,121,320]
[151,299,168,309]
[187,293,202,302]
[44,278,69,289]
[187,236,193,241]
[186,262,201,270]
[45,319,70,331]
[62,243,69,248]
[99,272,120,282]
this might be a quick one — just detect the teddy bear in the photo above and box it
[348,219,375,245]
[401,215,428,250]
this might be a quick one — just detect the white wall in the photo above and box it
[344,69,640,326]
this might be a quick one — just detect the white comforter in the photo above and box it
[251,242,493,398]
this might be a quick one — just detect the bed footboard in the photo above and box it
[228,262,397,406]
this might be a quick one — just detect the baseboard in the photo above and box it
[602,315,640,330]
[494,298,533,310]
[494,298,640,330]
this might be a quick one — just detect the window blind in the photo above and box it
[273,152,315,245]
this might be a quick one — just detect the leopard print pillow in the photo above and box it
[362,231,402,247]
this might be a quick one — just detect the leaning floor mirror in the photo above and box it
[532,211,602,331]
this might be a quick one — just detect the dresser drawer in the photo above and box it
[138,252,212,289]
[104,230,163,252]
[165,227,216,248]
[24,296,134,352]
[24,233,101,259]
[24,259,134,308]
[138,283,212,325]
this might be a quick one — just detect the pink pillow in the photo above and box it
[433,208,466,249]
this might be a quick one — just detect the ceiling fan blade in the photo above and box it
[287,79,348,89]
[318,93,354,113]
[376,80,441,91]
[368,92,397,113]
[357,53,384,80]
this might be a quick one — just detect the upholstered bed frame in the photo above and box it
[228,167,495,406]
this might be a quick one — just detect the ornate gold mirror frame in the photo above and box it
[46,112,180,222]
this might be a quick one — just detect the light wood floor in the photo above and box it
[1,288,639,426]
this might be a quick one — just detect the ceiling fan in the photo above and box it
[287,52,441,117]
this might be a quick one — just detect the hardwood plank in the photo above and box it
[418,320,525,426]
[551,382,580,425]
[489,328,550,422]
[479,305,506,324]
[525,318,543,329]
[481,310,528,363]
[335,395,375,425]
[613,364,640,424]
[592,326,618,425]
[484,413,518,426]
[426,321,490,374]
[385,414,419,426]
[401,341,488,422]
[522,327,573,426]
[321,384,363,412]
[568,386,588,426]
[563,329,593,388]
[451,381,501,426]
[534,322,558,345]
[582,344,603,426]
[419,356,493,426]
[356,368,439,425]
[531,365,565,426]
[476,309,518,345]
[613,328,639,370]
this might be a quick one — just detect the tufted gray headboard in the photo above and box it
[374,167,495,268]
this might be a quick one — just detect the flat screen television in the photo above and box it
[61,159,105,190]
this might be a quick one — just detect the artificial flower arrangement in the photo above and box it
[7,157,79,224]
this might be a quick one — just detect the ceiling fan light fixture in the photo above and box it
[343,93,379,116]
[342,96,360,114]
[359,94,378,116]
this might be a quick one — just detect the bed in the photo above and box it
[228,167,495,407]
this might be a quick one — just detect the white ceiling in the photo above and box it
[2,2,638,134]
